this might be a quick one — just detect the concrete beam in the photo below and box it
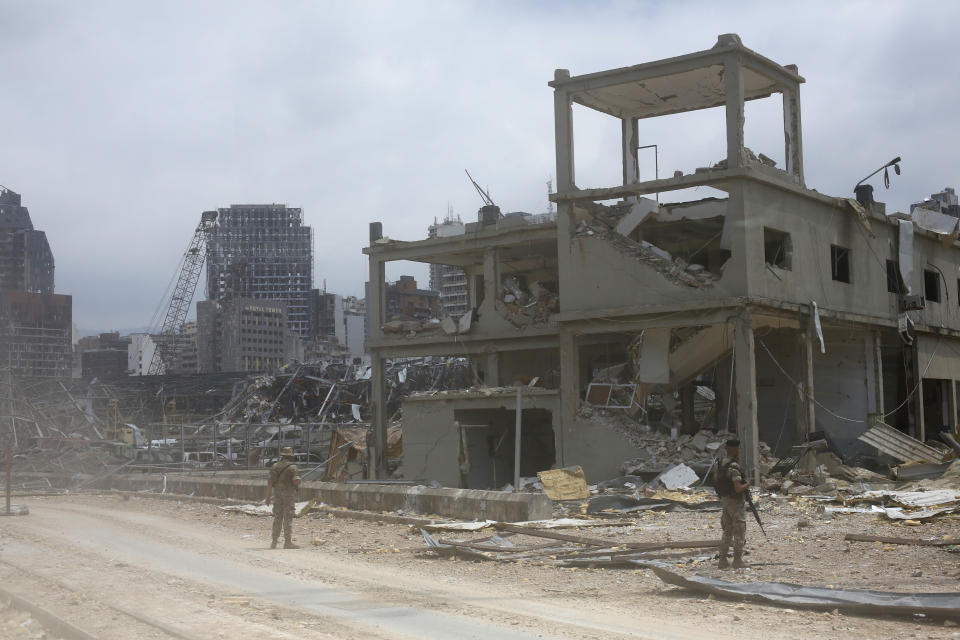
[363,225,557,262]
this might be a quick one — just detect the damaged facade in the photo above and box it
[365,34,960,488]
[0,188,72,377]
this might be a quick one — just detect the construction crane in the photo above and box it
[147,211,217,375]
[465,169,496,207]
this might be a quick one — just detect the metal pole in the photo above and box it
[513,386,522,492]
[6,447,11,515]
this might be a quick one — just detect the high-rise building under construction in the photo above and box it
[204,204,315,338]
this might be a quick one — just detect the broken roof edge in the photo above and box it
[363,219,557,258]
[548,33,804,91]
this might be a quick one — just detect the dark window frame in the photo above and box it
[830,245,851,283]
[924,269,941,303]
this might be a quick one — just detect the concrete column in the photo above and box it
[795,325,816,440]
[369,350,388,479]
[483,248,499,306]
[723,54,745,170]
[950,380,959,433]
[485,352,500,387]
[366,257,385,341]
[621,116,639,186]
[873,332,885,417]
[553,74,575,193]
[557,329,579,467]
[911,345,925,441]
[735,309,760,486]
[782,85,804,184]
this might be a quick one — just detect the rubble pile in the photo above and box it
[573,204,719,288]
[497,275,559,326]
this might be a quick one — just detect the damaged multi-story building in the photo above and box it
[364,35,960,486]
[204,204,315,338]
[0,187,72,377]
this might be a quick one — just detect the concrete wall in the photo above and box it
[103,474,553,522]
[402,390,644,487]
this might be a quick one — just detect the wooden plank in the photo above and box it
[844,533,960,546]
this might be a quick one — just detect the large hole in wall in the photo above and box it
[636,216,730,275]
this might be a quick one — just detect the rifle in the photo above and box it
[744,489,767,539]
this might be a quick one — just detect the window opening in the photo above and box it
[886,260,901,294]
[924,269,941,303]
[830,245,850,283]
[763,228,791,269]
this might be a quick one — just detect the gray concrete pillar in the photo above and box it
[483,248,499,306]
[621,116,639,186]
[949,380,959,433]
[552,73,575,193]
[723,54,745,170]
[735,310,760,486]
[558,329,579,467]
[782,86,804,184]
[796,324,816,439]
[369,351,388,479]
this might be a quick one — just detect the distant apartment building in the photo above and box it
[204,204,315,338]
[427,216,469,317]
[913,187,960,217]
[79,331,130,379]
[343,296,366,359]
[0,188,72,377]
[386,275,440,321]
[128,333,158,376]
[0,291,72,377]
[197,298,298,373]
[314,291,345,344]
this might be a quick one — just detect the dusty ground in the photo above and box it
[0,493,959,639]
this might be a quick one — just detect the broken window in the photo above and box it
[886,260,902,294]
[763,228,791,269]
[924,269,941,303]
[830,245,850,283]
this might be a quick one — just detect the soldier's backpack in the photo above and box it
[713,458,736,498]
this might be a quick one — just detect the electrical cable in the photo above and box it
[757,338,865,424]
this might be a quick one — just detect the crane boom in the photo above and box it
[147,213,216,375]
[465,169,495,207]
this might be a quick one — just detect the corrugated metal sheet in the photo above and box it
[857,419,950,464]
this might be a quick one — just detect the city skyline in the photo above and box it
[2,1,958,331]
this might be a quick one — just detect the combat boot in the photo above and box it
[270,539,278,549]
[284,541,300,549]
[718,556,729,569]
[732,554,746,569]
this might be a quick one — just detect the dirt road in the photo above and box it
[0,495,955,639]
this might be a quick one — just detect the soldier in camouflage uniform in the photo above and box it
[265,447,301,549]
[715,438,750,569]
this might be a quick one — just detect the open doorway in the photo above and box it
[454,408,555,489]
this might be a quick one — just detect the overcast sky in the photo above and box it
[1,1,958,333]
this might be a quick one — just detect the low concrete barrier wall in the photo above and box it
[103,474,553,522]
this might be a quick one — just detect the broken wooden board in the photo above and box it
[844,533,960,546]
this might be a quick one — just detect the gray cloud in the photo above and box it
[0,0,957,330]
